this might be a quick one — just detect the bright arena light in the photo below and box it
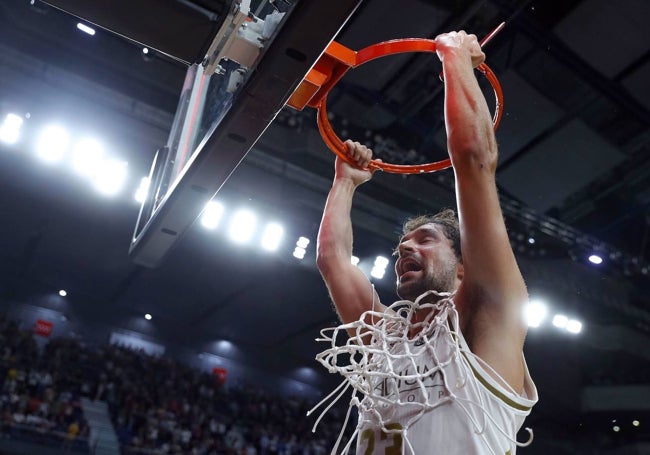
[93,159,128,195]
[77,23,96,35]
[216,340,233,351]
[588,254,603,265]
[370,255,389,279]
[524,300,548,328]
[566,319,583,334]
[228,209,256,244]
[261,222,284,251]
[36,125,69,163]
[72,138,104,177]
[370,268,385,279]
[0,113,24,145]
[374,256,389,268]
[201,201,224,229]
[134,177,150,203]
[144,313,152,320]
[552,314,568,329]
[293,237,309,259]
[351,256,359,266]
[58,290,67,297]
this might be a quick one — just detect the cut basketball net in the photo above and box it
[308,289,534,454]
[287,22,506,174]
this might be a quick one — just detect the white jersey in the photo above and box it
[314,291,538,455]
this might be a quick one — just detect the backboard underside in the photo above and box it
[126,0,363,267]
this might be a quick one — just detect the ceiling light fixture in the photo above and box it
[93,159,128,195]
[0,113,23,145]
[229,209,256,244]
[71,138,104,177]
[524,300,548,328]
[371,255,389,279]
[261,222,283,251]
[36,125,69,163]
[77,23,96,36]
[134,177,150,204]
[588,254,603,265]
[201,200,225,229]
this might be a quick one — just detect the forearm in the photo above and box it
[441,51,497,171]
[317,177,357,272]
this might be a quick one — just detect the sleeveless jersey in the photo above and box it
[314,291,537,455]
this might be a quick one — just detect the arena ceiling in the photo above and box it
[0,0,649,451]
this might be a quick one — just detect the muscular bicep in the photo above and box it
[454,170,528,390]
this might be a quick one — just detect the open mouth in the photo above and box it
[399,259,422,277]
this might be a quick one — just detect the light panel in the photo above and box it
[374,256,389,268]
[524,300,548,328]
[134,177,150,204]
[566,319,582,334]
[229,209,257,244]
[36,125,69,163]
[370,255,389,279]
[370,267,386,279]
[0,113,23,145]
[93,159,128,195]
[552,314,568,329]
[296,236,310,248]
[261,222,284,251]
[201,201,225,230]
[77,23,96,35]
[72,138,104,177]
[589,254,603,265]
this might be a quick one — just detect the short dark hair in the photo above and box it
[401,209,462,261]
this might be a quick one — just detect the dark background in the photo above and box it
[0,0,649,453]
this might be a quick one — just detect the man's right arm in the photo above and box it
[316,141,385,336]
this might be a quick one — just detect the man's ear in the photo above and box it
[456,262,465,281]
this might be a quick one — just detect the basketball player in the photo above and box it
[315,31,537,454]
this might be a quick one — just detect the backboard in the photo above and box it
[42,0,363,267]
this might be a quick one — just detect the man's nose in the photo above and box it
[398,240,415,254]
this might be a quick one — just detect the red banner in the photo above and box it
[212,367,227,385]
[34,319,53,337]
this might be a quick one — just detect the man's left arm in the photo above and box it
[437,31,528,392]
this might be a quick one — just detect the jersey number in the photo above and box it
[360,423,403,455]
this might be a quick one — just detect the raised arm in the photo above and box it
[316,141,386,337]
[436,31,528,391]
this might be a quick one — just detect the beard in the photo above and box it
[396,263,458,302]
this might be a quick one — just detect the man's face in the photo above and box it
[394,223,461,301]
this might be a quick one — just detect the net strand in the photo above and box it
[312,290,534,454]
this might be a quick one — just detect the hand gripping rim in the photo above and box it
[315,38,504,174]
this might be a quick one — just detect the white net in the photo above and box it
[308,290,533,455]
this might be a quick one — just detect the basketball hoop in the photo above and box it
[288,24,505,175]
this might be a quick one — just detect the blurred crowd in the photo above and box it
[0,316,90,451]
[0,315,347,454]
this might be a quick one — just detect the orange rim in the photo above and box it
[316,38,504,174]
